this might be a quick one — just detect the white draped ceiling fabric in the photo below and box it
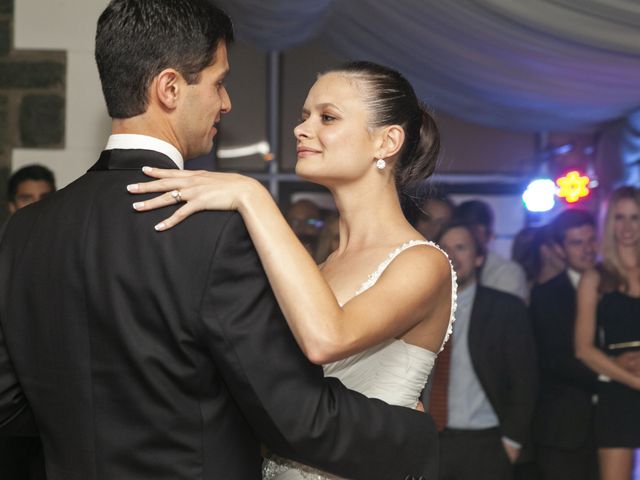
[216,0,640,132]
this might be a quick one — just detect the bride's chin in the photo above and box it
[297,171,322,184]
[294,163,335,188]
[294,163,316,180]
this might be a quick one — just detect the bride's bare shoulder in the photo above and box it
[372,242,452,298]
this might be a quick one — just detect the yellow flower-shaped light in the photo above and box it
[556,170,590,203]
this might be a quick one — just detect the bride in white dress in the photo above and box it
[128,61,456,479]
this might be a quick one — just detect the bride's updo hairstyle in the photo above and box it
[323,61,440,191]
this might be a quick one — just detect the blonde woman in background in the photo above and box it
[575,186,640,480]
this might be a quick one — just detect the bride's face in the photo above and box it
[294,73,379,185]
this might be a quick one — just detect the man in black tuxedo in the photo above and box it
[0,1,436,479]
[529,209,599,480]
[430,221,537,480]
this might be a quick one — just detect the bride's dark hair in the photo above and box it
[322,61,440,192]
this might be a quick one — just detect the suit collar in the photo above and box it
[469,285,489,325]
[545,270,574,292]
[88,149,179,172]
[468,286,492,347]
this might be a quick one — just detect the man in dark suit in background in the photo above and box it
[452,200,529,302]
[7,165,56,215]
[429,221,537,480]
[529,209,599,480]
[0,1,436,479]
[0,165,55,479]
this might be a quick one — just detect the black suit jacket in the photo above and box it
[529,271,597,449]
[468,286,538,459]
[0,150,438,480]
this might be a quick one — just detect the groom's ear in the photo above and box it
[154,68,182,110]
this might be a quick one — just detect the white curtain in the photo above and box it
[218,0,640,132]
[216,0,332,52]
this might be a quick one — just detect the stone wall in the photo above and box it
[0,0,65,217]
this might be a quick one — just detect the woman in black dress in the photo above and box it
[575,186,640,480]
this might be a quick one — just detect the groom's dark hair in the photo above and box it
[95,0,234,119]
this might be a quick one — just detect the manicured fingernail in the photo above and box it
[132,202,144,210]
[142,166,152,173]
[154,222,166,231]
[127,183,139,192]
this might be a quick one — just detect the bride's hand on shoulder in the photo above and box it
[127,167,261,230]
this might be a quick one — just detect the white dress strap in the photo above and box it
[354,239,457,353]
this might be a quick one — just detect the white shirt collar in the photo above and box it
[457,281,477,305]
[105,134,184,170]
[567,267,581,289]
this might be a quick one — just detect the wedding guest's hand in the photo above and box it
[501,441,520,464]
[613,351,640,376]
[127,167,262,230]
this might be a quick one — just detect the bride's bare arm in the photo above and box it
[128,168,452,364]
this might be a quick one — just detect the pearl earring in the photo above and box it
[375,159,386,170]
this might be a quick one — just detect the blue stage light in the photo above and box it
[522,179,556,212]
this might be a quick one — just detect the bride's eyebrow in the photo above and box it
[317,102,342,112]
[300,103,343,117]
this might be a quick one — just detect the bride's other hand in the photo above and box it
[415,401,425,412]
[127,167,261,230]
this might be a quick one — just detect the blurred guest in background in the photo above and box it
[285,199,324,254]
[512,226,566,292]
[314,212,339,264]
[430,221,537,480]
[511,227,539,287]
[537,226,568,285]
[7,164,56,214]
[530,208,599,480]
[453,200,528,302]
[0,165,54,478]
[575,186,640,480]
[415,195,455,241]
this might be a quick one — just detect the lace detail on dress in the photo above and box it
[353,239,457,353]
[263,455,343,480]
